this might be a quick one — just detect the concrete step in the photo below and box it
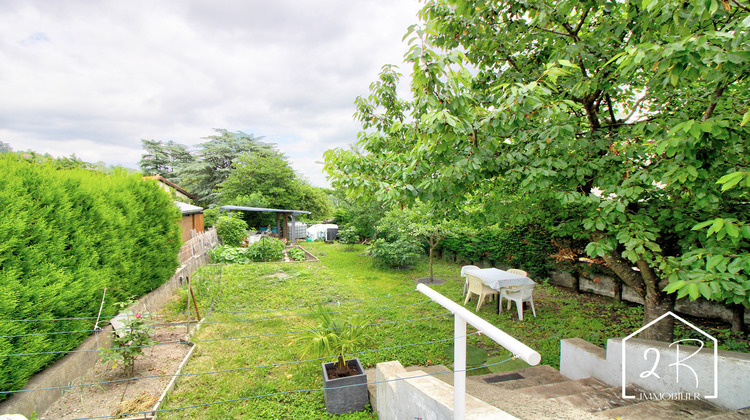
[518,377,609,399]
[551,385,646,412]
[388,364,604,419]
[703,407,750,419]
[405,364,454,385]
[460,370,606,420]
[470,365,567,390]
[601,397,726,420]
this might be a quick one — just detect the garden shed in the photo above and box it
[219,205,311,243]
[175,201,205,242]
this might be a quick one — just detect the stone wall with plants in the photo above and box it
[0,155,182,398]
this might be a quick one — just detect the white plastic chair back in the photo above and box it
[507,269,528,277]
[519,283,535,299]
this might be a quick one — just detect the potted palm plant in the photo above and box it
[295,305,376,415]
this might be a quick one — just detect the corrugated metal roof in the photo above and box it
[175,201,204,215]
[219,205,310,215]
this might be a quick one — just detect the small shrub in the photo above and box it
[99,301,155,376]
[210,245,250,264]
[288,247,306,261]
[337,226,358,245]
[367,237,422,268]
[215,216,248,247]
[245,237,285,262]
[210,238,286,263]
[293,305,376,376]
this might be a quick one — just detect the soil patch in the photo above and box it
[41,324,193,420]
[414,277,446,285]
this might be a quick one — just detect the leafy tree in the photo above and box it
[331,189,388,240]
[0,142,11,154]
[325,0,750,340]
[175,129,274,206]
[219,151,332,221]
[139,139,192,176]
[380,202,471,282]
[410,212,471,283]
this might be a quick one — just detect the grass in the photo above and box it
[159,241,748,418]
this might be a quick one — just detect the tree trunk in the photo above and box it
[429,244,435,282]
[600,247,675,342]
[640,291,676,342]
[613,280,622,302]
[730,304,746,333]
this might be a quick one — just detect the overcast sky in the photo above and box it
[0,1,423,188]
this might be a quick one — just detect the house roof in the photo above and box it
[174,201,204,215]
[144,175,197,200]
[219,205,310,215]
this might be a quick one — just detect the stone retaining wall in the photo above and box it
[549,270,750,325]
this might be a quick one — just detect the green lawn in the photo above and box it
[159,241,748,419]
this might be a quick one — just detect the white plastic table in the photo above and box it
[465,268,535,313]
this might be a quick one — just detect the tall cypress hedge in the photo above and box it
[0,155,181,398]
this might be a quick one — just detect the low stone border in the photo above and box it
[149,317,205,419]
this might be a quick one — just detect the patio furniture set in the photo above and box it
[461,266,536,320]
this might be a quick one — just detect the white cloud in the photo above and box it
[0,0,422,187]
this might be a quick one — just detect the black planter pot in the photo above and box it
[321,358,368,414]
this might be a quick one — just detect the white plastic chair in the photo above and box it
[499,283,536,320]
[464,272,498,312]
[506,269,528,277]
[503,269,529,293]
[460,265,480,296]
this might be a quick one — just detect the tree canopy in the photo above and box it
[325,0,750,339]
[174,129,274,206]
[219,151,332,223]
[139,139,193,177]
[138,129,332,223]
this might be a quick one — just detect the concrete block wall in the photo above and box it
[375,361,516,420]
[549,270,750,324]
[560,337,750,410]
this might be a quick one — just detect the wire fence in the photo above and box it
[65,355,518,420]
[1,254,519,419]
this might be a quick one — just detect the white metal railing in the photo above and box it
[416,284,541,420]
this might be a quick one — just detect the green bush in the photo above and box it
[288,247,306,261]
[246,237,285,262]
[367,237,422,268]
[0,155,181,398]
[337,225,358,245]
[210,245,251,264]
[210,237,286,264]
[215,216,248,246]
[439,224,555,278]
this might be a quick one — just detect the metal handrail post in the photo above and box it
[454,314,466,420]
[416,283,542,419]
